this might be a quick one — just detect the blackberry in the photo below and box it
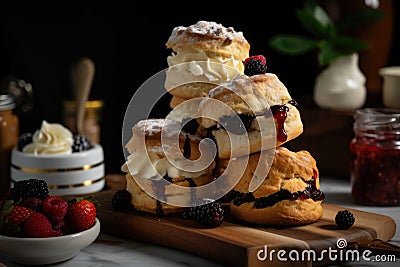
[111,189,132,211]
[13,179,49,201]
[244,58,267,76]
[183,200,224,228]
[17,133,33,151]
[335,210,355,229]
[72,134,93,152]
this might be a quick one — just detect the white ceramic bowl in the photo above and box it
[0,218,100,265]
[10,144,105,196]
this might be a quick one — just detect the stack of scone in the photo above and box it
[198,70,325,226]
[121,20,325,227]
[121,118,216,216]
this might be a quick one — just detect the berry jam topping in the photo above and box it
[232,178,325,208]
[219,113,254,135]
[182,117,199,135]
[233,192,255,206]
[270,104,289,142]
[222,190,240,202]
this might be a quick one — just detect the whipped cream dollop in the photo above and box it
[165,48,243,91]
[23,120,73,155]
[121,148,214,180]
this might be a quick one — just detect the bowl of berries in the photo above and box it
[10,120,105,196]
[0,179,100,265]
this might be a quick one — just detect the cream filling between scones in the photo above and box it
[165,48,243,91]
[122,150,214,180]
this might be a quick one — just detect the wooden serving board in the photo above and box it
[93,174,396,267]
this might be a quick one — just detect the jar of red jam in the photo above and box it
[350,108,400,206]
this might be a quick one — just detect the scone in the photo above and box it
[121,118,216,215]
[198,74,283,159]
[169,95,189,109]
[250,73,303,145]
[227,147,325,226]
[165,20,250,99]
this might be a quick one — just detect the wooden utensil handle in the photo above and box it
[71,57,95,135]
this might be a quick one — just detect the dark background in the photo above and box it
[1,1,399,175]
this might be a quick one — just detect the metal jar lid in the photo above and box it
[0,94,16,111]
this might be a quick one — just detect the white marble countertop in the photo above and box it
[1,177,399,267]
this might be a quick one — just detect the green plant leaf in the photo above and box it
[313,4,332,27]
[302,0,331,26]
[295,9,331,38]
[318,41,346,66]
[336,7,384,32]
[331,35,369,53]
[269,35,318,55]
[303,0,317,13]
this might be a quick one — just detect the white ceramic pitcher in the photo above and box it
[314,53,367,111]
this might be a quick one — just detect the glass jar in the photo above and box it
[0,94,19,198]
[350,108,400,206]
[63,99,103,144]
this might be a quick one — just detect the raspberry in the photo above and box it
[111,189,132,211]
[42,196,68,227]
[21,197,43,211]
[335,210,355,230]
[12,178,49,201]
[244,55,267,65]
[244,58,268,76]
[72,134,93,152]
[17,132,33,151]
[23,212,54,237]
[183,200,224,228]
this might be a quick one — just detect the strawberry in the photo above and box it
[66,197,97,233]
[7,205,34,225]
[244,55,267,66]
[0,200,34,236]
[23,212,54,237]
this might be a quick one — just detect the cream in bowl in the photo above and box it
[10,120,105,195]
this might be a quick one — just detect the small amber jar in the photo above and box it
[0,94,19,198]
[350,108,400,206]
[63,99,103,144]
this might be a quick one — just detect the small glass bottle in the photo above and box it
[350,108,400,206]
[63,99,103,144]
[0,94,19,198]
